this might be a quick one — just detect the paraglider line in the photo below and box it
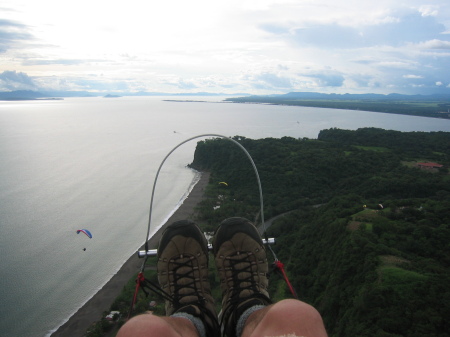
[143,134,272,266]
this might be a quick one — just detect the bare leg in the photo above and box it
[117,314,200,337]
[242,299,328,337]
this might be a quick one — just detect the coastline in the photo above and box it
[50,171,210,337]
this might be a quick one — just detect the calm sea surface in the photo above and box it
[1,97,449,337]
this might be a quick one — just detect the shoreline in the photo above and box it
[50,171,210,337]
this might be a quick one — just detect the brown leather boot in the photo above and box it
[213,217,272,337]
[157,220,219,337]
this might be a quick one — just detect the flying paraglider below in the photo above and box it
[76,229,92,239]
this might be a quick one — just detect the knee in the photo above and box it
[246,299,327,337]
[117,314,174,337]
[266,299,324,325]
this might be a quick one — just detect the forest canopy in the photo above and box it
[188,128,450,337]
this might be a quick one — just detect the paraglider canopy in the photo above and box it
[218,182,228,187]
[76,229,92,239]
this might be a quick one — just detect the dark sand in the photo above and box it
[51,172,210,337]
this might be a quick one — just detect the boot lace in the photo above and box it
[170,254,207,309]
[220,251,271,329]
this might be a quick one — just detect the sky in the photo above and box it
[1,0,450,95]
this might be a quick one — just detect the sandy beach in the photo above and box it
[51,172,210,337]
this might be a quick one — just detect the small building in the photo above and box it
[417,162,443,170]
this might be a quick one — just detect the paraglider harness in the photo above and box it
[128,134,297,319]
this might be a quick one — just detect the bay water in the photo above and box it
[1,96,449,337]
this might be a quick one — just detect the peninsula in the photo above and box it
[225,92,450,119]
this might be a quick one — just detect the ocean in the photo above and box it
[0,96,449,337]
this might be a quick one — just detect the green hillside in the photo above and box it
[189,128,450,337]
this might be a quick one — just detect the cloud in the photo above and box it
[301,71,345,87]
[347,74,374,88]
[376,60,417,69]
[2,1,450,95]
[414,39,450,50]
[259,23,290,36]
[246,72,293,90]
[264,10,450,49]
[0,18,33,52]
[23,73,132,92]
[419,5,439,17]
[242,68,346,91]
[0,70,37,90]
[64,77,131,92]
[165,79,199,90]
[290,24,363,49]
[177,81,198,90]
[365,12,449,45]
[403,74,423,79]
[22,59,90,66]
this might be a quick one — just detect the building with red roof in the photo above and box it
[417,162,444,169]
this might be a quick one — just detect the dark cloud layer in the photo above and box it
[0,70,37,90]
[0,18,33,52]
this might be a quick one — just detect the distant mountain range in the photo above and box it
[2,90,450,101]
[244,91,450,101]
[0,90,250,100]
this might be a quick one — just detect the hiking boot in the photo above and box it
[213,217,272,337]
[157,220,219,337]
